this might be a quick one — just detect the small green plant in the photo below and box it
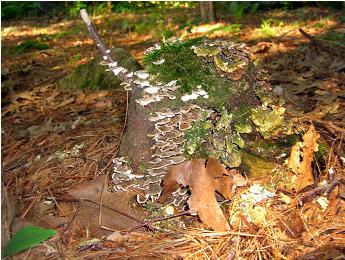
[2,225,56,257]
[208,24,241,35]
[68,1,87,16]
[70,53,81,63]
[260,19,274,37]
[313,16,332,28]
[222,2,259,20]
[162,28,175,39]
[319,32,345,47]
[178,18,201,34]
[14,39,49,54]
[49,25,83,39]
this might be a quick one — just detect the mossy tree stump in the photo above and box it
[111,38,292,206]
[80,10,292,207]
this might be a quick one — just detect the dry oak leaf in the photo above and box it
[288,124,320,192]
[76,90,111,105]
[161,158,246,231]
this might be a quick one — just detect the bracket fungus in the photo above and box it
[81,9,293,212]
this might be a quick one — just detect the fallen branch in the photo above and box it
[299,29,319,45]
[124,211,194,232]
[80,9,131,227]
[56,196,143,225]
[298,178,340,206]
[80,9,127,81]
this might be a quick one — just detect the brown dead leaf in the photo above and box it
[1,102,22,116]
[12,90,39,102]
[288,124,320,192]
[91,99,113,110]
[287,141,302,175]
[279,210,305,238]
[76,90,111,105]
[107,231,152,243]
[297,124,320,192]
[187,159,230,231]
[68,176,146,236]
[27,117,53,137]
[55,97,75,109]
[161,158,246,231]
[250,42,273,54]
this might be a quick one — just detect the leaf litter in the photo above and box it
[2,6,345,259]
[160,158,246,231]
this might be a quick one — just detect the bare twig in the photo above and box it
[56,196,143,224]
[80,9,128,81]
[98,90,129,225]
[19,197,38,218]
[80,9,132,227]
[299,28,319,45]
[298,178,341,205]
[124,211,194,232]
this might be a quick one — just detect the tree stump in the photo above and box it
[110,38,293,206]
[80,10,293,208]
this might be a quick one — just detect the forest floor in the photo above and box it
[1,6,345,259]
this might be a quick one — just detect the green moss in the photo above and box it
[144,38,203,63]
[216,109,233,131]
[138,162,147,173]
[247,135,298,162]
[315,141,331,162]
[184,120,212,158]
[233,105,253,133]
[144,38,236,109]
[58,48,141,90]
[250,106,286,139]
[14,39,49,54]
[240,151,277,178]
[206,109,243,168]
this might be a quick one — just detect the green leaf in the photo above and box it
[2,225,56,257]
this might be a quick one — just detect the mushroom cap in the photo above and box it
[172,136,185,145]
[160,143,178,152]
[107,61,118,67]
[148,159,174,170]
[161,130,185,141]
[156,125,174,134]
[152,149,183,159]
[181,92,199,102]
[150,142,170,150]
[152,58,165,65]
[160,93,176,100]
[134,70,149,79]
[155,117,171,126]
[143,86,161,94]
[136,97,155,106]
[178,121,192,131]
[112,67,127,76]
[170,155,187,164]
[134,79,151,87]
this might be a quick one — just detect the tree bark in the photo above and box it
[200,1,208,22]
[200,1,216,24]
[207,1,216,24]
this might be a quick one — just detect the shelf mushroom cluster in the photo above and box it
[109,68,209,206]
[107,48,211,206]
[112,104,207,206]
[141,104,205,205]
